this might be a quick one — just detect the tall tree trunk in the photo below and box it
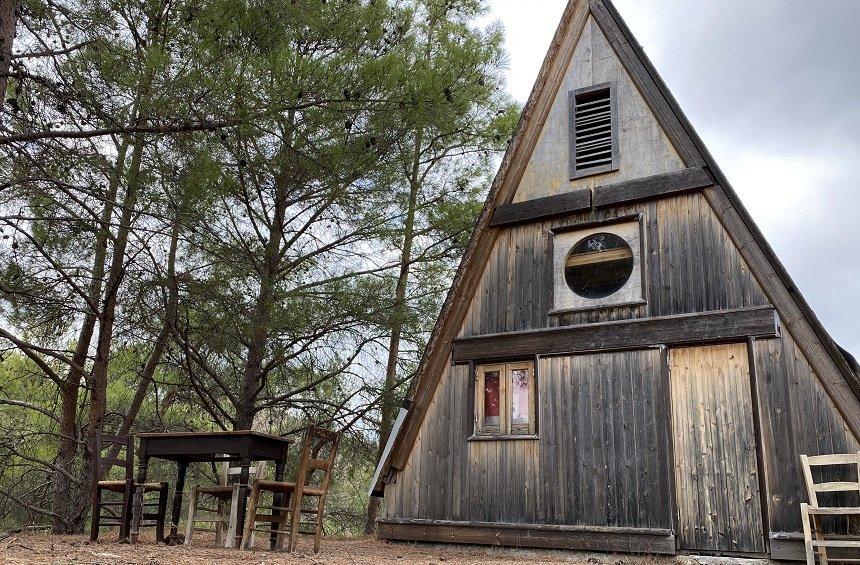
[79,1,161,512]
[235,110,292,431]
[365,130,423,533]
[236,195,284,429]
[236,275,274,430]
[79,134,146,523]
[0,0,18,119]
[51,381,82,534]
[50,139,129,534]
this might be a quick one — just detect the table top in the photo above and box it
[137,430,292,443]
[136,430,293,463]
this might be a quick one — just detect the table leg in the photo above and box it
[235,458,251,549]
[130,454,149,543]
[169,461,188,542]
[270,460,285,550]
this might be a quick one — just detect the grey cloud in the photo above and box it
[611,0,860,352]
[621,0,860,149]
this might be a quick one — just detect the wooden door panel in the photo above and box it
[670,343,766,554]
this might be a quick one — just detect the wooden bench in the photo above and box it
[801,452,860,564]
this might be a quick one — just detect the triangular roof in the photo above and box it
[371,0,860,494]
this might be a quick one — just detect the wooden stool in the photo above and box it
[242,427,340,553]
[90,432,168,542]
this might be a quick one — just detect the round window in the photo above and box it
[564,232,634,299]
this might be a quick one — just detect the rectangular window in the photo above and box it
[475,362,536,437]
[569,82,618,179]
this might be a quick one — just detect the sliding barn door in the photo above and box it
[669,343,766,554]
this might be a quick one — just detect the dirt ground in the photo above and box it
[0,532,772,565]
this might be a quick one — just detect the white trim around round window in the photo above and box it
[550,218,645,313]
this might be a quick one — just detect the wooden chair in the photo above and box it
[184,458,268,548]
[242,427,341,553]
[90,432,168,542]
[800,452,860,564]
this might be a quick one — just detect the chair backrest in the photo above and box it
[94,431,134,483]
[294,427,341,496]
[219,458,268,486]
[800,452,860,507]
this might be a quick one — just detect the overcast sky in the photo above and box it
[485,0,860,354]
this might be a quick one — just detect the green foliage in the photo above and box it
[0,0,520,534]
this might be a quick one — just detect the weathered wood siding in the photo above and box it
[539,350,672,528]
[515,16,684,203]
[754,331,860,534]
[384,349,672,529]
[670,343,766,553]
[459,191,769,337]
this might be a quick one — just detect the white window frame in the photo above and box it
[474,361,536,437]
[550,216,646,314]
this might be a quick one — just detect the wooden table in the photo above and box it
[130,430,292,547]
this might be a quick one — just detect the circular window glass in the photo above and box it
[564,232,634,299]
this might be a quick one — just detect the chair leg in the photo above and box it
[156,482,168,543]
[275,493,291,551]
[313,502,325,554]
[241,483,261,550]
[215,497,224,547]
[287,492,302,553]
[801,503,815,565]
[225,487,240,549]
[90,487,102,542]
[813,514,829,565]
[184,487,198,546]
[120,482,133,541]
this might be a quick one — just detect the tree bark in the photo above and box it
[0,0,18,119]
[50,139,129,534]
[236,274,274,430]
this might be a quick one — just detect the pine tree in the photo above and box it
[364,0,519,531]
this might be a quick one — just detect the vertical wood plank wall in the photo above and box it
[459,191,769,337]
[669,343,766,553]
[385,349,672,529]
[754,330,860,534]
[539,350,671,528]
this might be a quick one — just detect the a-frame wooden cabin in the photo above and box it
[369,0,860,559]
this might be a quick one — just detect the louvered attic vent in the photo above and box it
[569,82,618,179]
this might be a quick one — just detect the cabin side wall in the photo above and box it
[755,330,860,535]
[384,350,672,530]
